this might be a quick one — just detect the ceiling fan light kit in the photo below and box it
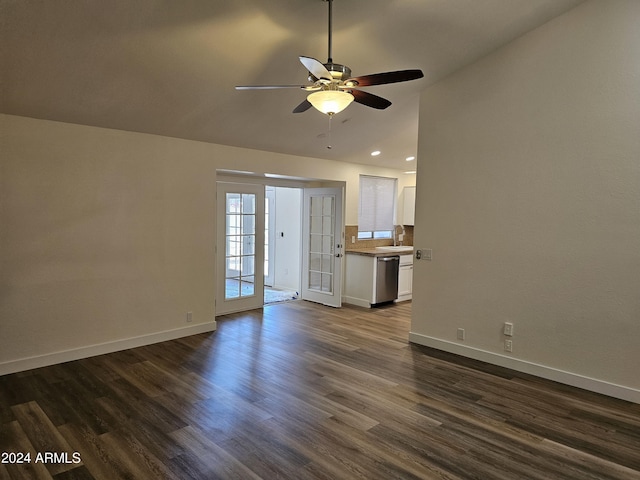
[308,90,354,116]
[235,0,423,118]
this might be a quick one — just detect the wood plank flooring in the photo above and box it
[1,300,639,479]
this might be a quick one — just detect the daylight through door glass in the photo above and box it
[308,195,334,293]
[225,193,257,299]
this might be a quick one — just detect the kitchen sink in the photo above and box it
[375,246,414,252]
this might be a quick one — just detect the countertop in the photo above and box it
[345,246,414,257]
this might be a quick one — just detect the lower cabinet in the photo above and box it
[344,252,413,307]
[343,253,376,308]
[397,254,413,302]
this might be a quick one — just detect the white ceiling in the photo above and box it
[0,0,584,170]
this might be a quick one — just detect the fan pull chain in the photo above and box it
[327,115,333,149]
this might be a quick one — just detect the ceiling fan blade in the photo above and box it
[299,56,332,81]
[235,85,307,90]
[293,99,313,113]
[351,90,392,110]
[347,69,424,87]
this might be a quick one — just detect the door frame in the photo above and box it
[215,173,345,316]
[264,186,276,287]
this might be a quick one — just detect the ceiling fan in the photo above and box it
[235,0,424,116]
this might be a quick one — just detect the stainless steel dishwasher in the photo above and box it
[375,255,400,305]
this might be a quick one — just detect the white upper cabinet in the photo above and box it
[401,186,416,226]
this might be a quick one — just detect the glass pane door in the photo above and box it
[301,187,343,307]
[216,182,264,316]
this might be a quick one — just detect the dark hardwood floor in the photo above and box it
[1,300,639,479]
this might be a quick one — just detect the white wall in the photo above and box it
[0,113,410,373]
[411,0,640,402]
[0,116,219,372]
[273,187,302,291]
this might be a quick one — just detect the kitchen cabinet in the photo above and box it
[343,247,414,307]
[343,253,377,308]
[401,186,416,225]
[397,254,413,302]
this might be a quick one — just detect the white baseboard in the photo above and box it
[0,321,217,376]
[409,332,640,404]
[342,296,372,308]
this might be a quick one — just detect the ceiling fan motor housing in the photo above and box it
[308,63,352,83]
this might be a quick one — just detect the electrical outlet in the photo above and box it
[504,339,513,352]
[457,328,465,341]
[504,322,514,336]
[186,311,192,323]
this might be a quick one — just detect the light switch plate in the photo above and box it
[504,322,514,336]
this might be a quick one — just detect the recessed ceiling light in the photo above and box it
[371,150,381,156]
[406,156,416,161]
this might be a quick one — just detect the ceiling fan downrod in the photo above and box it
[327,0,333,63]
[320,0,351,81]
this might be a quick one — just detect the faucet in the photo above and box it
[393,225,405,247]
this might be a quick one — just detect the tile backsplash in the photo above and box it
[345,225,414,249]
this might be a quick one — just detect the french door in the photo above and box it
[301,187,344,307]
[216,182,265,315]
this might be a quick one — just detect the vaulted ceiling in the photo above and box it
[1,0,584,170]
